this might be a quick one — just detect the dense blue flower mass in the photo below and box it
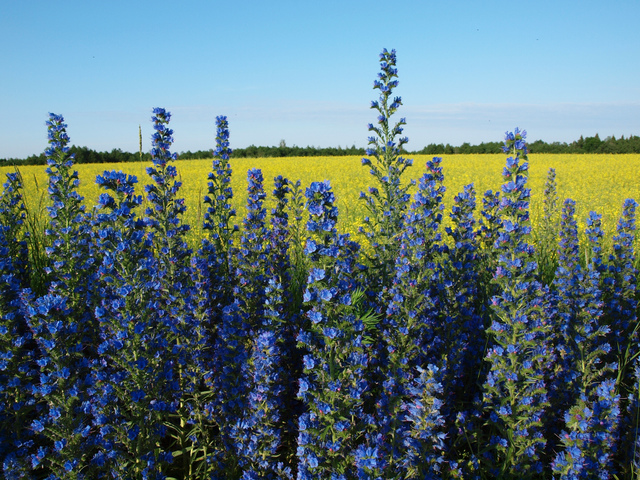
[2,50,640,480]
[480,129,552,479]
[296,180,370,479]
[0,171,35,476]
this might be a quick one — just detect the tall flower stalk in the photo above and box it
[535,168,560,285]
[0,172,35,477]
[360,48,413,295]
[144,108,206,477]
[476,189,502,313]
[553,202,612,396]
[368,157,447,478]
[548,200,620,479]
[198,115,238,321]
[90,170,175,478]
[605,199,638,392]
[230,169,291,478]
[297,180,369,480]
[481,129,551,478]
[21,113,100,478]
[439,183,487,471]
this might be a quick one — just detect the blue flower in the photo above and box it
[31,419,45,433]
[131,389,146,402]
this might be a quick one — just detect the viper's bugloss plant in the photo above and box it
[439,183,488,470]
[0,171,36,477]
[267,175,302,467]
[41,113,98,326]
[430,183,491,477]
[441,183,483,391]
[229,169,295,476]
[267,176,297,329]
[535,168,560,285]
[145,108,197,333]
[481,129,551,478]
[207,115,236,256]
[359,48,413,297]
[90,170,178,478]
[269,176,292,286]
[553,200,612,398]
[548,199,620,479]
[145,108,221,478]
[198,115,238,322]
[552,379,621,479]
[193,120,239,455]
[296,180,369,480]
[285,179,309,325]
[234,169,270,336]
[42,113,96,301]
[192,117,238,464]
[209,169,275,476]
[145,108,192,281]
[477,189,502,313]
[603,199,638,392]
[370,157,446,478]
[20,113,101,478]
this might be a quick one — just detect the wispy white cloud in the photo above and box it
[4,100,639,158]
[403,102,640,145]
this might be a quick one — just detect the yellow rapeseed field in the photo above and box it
[2,154,639,249]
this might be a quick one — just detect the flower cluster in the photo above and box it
[91,170,176,478]
[297,180,369,480]
[202,115,237,272]
[3,49,640,480]
[603,199,638,377]
[359,48,414,298]
[544,197,624,478]
[552,380,620,478]
[536,168,560,285]
[19,113,102,478]
[439,184,485,433]
[481,129,551,478]
[0,172,35,476]
[371,156,447,477]
[195,115,238,364]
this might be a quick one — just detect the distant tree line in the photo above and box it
[0,146,151,166]
[417,134,640,154]
[180,142,366,160]
[528,134,640,154]
[3,134,640,165]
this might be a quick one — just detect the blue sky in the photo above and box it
[1,0,639,158]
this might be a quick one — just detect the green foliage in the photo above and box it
[359,48,414,289]
[534,168,560,285]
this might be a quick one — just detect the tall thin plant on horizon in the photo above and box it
[139,124,143,162]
